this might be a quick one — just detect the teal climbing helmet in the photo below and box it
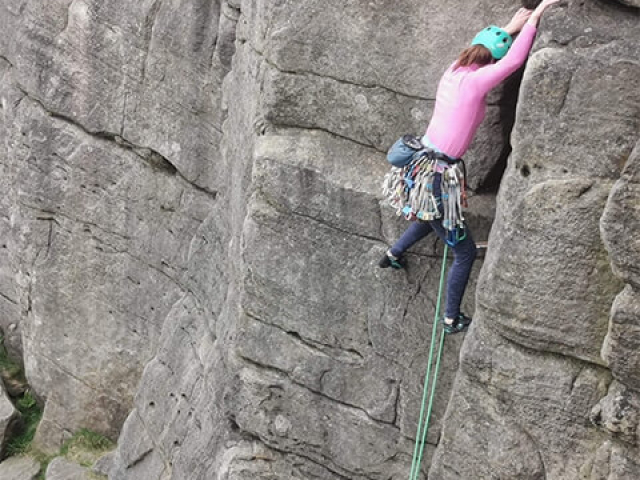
[471,26,513,60]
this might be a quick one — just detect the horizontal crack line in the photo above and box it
[259,192,386,246]
[237,353,397,428]
[271,123,386,154]
[244,310,365,362]
[250,43,433,103]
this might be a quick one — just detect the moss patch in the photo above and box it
[59,429,115,468]
[4,390,42,457]
[24,429,114,480]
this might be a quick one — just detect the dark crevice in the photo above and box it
[521,0,543,8]
[476,66,527,194]
[600,0,640,16]
[126,446,154,470]
[0,55,14,68]
[577,182,594,197]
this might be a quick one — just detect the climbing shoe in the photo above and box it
[441,313,472,334]
[378,251,406,270]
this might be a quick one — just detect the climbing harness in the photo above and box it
[408,245,449,480]
[382,148,468,246]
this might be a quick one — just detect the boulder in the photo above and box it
[91,451,115,478]
[0,456,40,480]
[46,457,96,480]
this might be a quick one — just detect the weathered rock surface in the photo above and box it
[46,457,101,480]
[0,58,22,359]
[105,0,517,477]
[1,0,639,479]
[0,0,223,451]
[91,452,115,478]
[0,455,41,480]
[1,0,508,471]
[619,0,640,9]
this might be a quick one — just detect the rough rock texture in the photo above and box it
[2,1,639,480]
[0,58,22,359]
[0,0,223,451]
[106,1,515,479]
[601,140,640,391]
[0,0,513,469]
[429,2,640,479]
[619,0,640,9]
[0,377,20,455]
[46,457,101,480]
[0,455,41,480]
[92,452,115,478]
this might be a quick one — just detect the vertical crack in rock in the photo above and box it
[140,0,163,87]
[34,216,58,264]
[476,67,526,194]
[60,0,73,36]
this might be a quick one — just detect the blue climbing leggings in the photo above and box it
[389,176,477,318]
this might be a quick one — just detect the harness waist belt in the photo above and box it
[423,148,462,165]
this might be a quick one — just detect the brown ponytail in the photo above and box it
[454,45,494,70]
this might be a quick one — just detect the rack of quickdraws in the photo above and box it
[382,152,468,246]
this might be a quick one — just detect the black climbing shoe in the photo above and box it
[378,251,406,270]
[441,313,472,334]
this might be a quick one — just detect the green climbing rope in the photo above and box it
[408,244,449,480]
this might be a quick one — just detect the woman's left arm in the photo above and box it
[466,22,538,94]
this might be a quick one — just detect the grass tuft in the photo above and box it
[59,429,115,467]
[4,389,42,457]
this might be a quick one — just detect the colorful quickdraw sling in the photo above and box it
[382,148,468,246]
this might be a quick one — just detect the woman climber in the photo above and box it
[379,0,561,334]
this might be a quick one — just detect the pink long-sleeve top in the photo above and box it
[425,23,538,159]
